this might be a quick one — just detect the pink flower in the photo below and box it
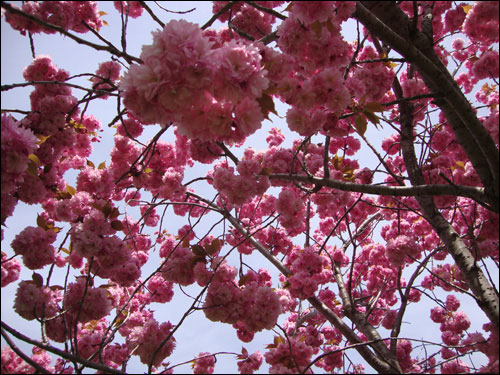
[1,347,54,374]
[147,274,174,303]
[441,359,470,374]
[113,1,144,18]
[445,294,461,312]
[471,51,499,79]
[385,235,417,267]
[321,346,343,371]
[14,279,61,321]
[1,254,21,287]
[160,244,195,286]
[193,352,216,374]
[237,351,263,374]
[463,2,499,44]
[63,277,113,323]
[127,319,176,367]
[11,226,57,270]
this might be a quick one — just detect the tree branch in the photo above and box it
[353,1,499,202]
[1,321,123,374]
[0,2,142,64]
[393,71,500,331]
[268,174,494,211]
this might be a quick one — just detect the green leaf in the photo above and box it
[238,274,250,287]
[354,115,367,136]
[256,93,277,120]
[28,154,41,165]
[86,160,95,168]
[26,161,39,177]
[283,2,294,12]
[324,18,335,33]
[362,109,380,126]
[111,220,124,231]
[98,161,106,170]
[102,201,112,218]
[205,239,221,255]
[364,102,385,112]
[66,185,76,196]
[37,215,47,229]
[32,272,43,288]
[191,244,206,256]
[259,167,273,176]
[36,134,50,145]
[109,207,120,219]
[462,4,473,13]
[310,20,323,37]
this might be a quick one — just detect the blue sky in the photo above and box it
[1,1,496,373]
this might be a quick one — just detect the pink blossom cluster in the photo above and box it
[14,280,61,321]
[76,166,114,200]
[347,46,395,103]
[69,208,141,287]
[127,318,176,367]
[443,4,467,33]
[264,336,315,374]
[5,1,104,35]
[15,56,101,209]
[441,359,470,374]
[430,296,471,348]
[109,136,186,201]
[63,277,113,323]
[11,226,57,270]
[1,114,38,227]
[285,246,333,299]
[203,259,281,334]
[120,19,269,142]
[193,352,216,374]
[463,1,499,44]
[277,3,353,74]
[398,1,455,41]
[117,115,144,139]
[421,263,469,292]
[147,273,174,303]
[275,188,306,235]
[471,50,499,79]
[385,235,418,267]
[318,345,343,371]
[237,350,263,374]
[90,60,122,99]
[2,1,499,373]
[159,240,196,286]
[1,347,54,374]
[113,1,144,18]
[1,254,21,287]
[211,159,270,206]
[73,318,111,360]
[212,2,282,40]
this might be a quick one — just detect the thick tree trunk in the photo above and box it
[354,1,499,210]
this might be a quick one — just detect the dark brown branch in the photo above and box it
[393,70,500,331]
[1,321,122,374]
[268,174,492,210]
[190,192,401,374]
[201,1,235,30]
[0,2,142,64]
[353,1,499,203]
[1,328,51,374]
[139,1,165,28]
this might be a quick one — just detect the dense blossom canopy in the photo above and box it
[1,1,499,374]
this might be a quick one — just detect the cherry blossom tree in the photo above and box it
[1,1,499,374]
